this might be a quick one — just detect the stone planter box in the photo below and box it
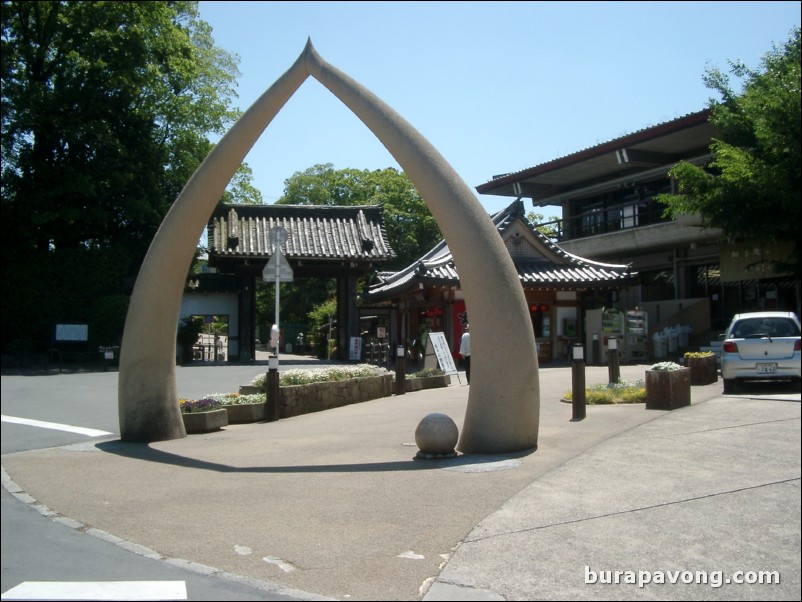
[404,374,452,392]
[280,374,394,418]
[223,402,267,424]
[687,355,718,386]
[182,408,228,433]
[240,374,395,419]
[645,368,691,410]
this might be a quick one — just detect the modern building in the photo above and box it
[476,109,800,337]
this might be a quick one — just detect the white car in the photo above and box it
[720,311,801,394]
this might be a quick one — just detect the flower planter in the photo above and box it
[279,374,394,418]
[645,368,691,410]
[404,375,452,392]
[223,402,267,424]
[182,408,228,433]
[687,355,718,386]
[239,372,400,419]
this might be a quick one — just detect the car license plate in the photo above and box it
[756,363,777,374]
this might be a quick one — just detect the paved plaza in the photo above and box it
[2,360,799,600]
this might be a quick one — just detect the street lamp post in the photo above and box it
[572,343,586,421]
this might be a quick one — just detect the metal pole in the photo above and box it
[275,267,280,364]
[571,344,586,421]
[395,345,406,396]
[267,255,282,423]
[327,316,332,360]
[265,355,280,422]
[607,337,620,384]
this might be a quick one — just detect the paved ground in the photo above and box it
[2,360,799,600]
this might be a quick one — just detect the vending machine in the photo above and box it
[585,307,626,365]
[625,308,648,363]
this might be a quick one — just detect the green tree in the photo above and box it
[264,164,444,347]
[221,163,264,205]
[1,1,247,352]
[306,297,338,359]
[657,28,801,278]
[278,163,443,269]
[527,211,560,239]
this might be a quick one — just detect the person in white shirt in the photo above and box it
[459,325,471,384]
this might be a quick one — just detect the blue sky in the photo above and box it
[198,1,800,216]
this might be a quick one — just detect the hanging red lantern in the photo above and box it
[426,306,443,318]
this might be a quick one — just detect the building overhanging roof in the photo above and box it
[476,109,717,206]
[363,200,635,302]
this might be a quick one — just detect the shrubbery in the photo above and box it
[563,380,646,405]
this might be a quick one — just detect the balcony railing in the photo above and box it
[536,198,670,243]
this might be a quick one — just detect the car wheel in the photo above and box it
[723,378,737,394]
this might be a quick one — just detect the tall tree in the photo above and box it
[278,163,442,269]
[1,1,244,352]
[267,164,443,342]
[657,27,801,278]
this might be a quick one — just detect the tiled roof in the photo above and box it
[363,200,634,300]
[479,109,712,190]
[208,204,395,262]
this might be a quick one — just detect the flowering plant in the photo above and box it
[205,392,267,405]
[563,379,646,404]
[250,364,385,387]
[179,397,224,414]
[649,361,685,372]
[180,393,266,412]
[413,368,445,378]
[683,351,716,359]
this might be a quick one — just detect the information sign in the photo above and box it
[349,337,363,361]
[55,324,88,342]
[263,249,293,282]
[424,332,458,375]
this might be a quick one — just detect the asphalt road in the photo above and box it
[2,358,799,600]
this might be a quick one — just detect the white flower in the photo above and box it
[649,361,684,372]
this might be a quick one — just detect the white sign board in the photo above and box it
[268,226,288,246]
[263,249,293,282]
[55,324,88,342]
[349,337,363,361]
[425,332,458,375]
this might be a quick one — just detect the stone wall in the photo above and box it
[280,374,394,418]
[404,374,452,392]
[240,373,456,419]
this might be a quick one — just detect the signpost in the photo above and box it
[424,332,460,383]
[262,227,293,353]
[349,337,363,361]
[262,227,292,422]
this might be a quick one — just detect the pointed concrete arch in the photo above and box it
[117,49,310,442]
[119,41,539,452]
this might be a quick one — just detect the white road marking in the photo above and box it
[1,581,187,600]
[262,556,297,572]
[1,415,113,437]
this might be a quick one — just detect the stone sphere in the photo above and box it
[415,413,459,455]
